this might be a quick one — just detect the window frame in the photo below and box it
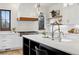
[0,9,11,31]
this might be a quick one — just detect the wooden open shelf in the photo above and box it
[17,17,38,21]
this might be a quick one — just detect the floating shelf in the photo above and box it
[17,17,38,21]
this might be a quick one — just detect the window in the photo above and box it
[0,9,11,31]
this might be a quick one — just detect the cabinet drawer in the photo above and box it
[0,35,7,38]
[0,40,11,49]
[0,39,10,43]
[0,34,19,39]
[6,35,19,38]
[1,40,8,42]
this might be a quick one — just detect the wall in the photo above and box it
[2,3,79,32]
[0,3,39,31]
[16,3,39,31]
[16,3,79,32]
[16,3,49,31]
[62,4,79,24]
[0,3,50,31]
[19,3,38,18]
[48,3,79,25]
[45,3,79,33]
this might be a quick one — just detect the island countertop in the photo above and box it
[23,34,79,55]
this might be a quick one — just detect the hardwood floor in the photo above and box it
[0,49,23,55]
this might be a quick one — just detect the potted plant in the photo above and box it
[12,27,16,32]
[42,31,48,38]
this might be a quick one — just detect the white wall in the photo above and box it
[45,3,79,33]
[62,4,79,24]
[48,3,79,25]
[16,3,39,31]
[0,3,39,31]
[2,3,79,32]
[16,3,49,31]
[0,3,50,31]
[19,3,38,18]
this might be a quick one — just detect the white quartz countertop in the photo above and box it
[23,34,79,55]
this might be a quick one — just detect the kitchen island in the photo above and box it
[23,34,79,55]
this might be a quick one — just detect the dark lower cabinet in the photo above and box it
[23,37,71,55]
[39,44,70,55]
[23,37,30,55]
[23,44,29,55]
